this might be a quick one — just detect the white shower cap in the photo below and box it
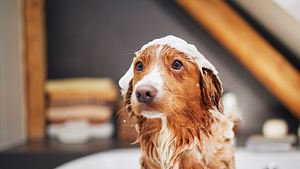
[119,35,220,95]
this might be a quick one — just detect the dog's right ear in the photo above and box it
[119,58,136,116]
[119,58,135,96]
[124,79,134,116]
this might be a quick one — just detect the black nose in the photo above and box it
[135,85,158,103]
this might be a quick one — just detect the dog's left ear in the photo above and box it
[199,68,223,112]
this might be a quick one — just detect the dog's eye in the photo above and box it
[172,60,183,70]
[135,61,143,72]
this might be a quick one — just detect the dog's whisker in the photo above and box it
[113,104,132,118]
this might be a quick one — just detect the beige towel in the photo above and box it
[45,78,118,102]
[48,98,112,107]
[46,105,112,123]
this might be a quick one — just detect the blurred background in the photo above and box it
[0,0,299,168]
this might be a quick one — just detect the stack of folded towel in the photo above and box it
[45,78,117,143]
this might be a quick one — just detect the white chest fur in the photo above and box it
[156,116,202,169]
[156,116,174,168]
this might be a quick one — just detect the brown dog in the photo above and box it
[119,35,237,169]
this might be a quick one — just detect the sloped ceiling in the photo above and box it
[235,0,300,59]
[177,0,300,119]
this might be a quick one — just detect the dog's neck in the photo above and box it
[156,116,174,168]
[136,105,214,169]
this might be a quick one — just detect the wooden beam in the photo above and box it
[24,0,46,140]
[177,0,300,118]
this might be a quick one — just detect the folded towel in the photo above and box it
[45,78,118,102]
[48,97,112,107]
[46,105,112,123]
[47,120,114,143]
[246,134,297,151]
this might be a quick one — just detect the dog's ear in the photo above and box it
[119,58,136,116]
[125,79,134,116]
[199,68,223,112]
[119,58,135,96]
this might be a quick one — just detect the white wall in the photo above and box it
[235,0,300,59]
[0,0,27,151]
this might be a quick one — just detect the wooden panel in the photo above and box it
[177,0,300,118]
[24,0,46,140]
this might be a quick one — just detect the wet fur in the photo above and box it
[124,45,236,169]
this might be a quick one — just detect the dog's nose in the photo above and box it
[135,85,157,103]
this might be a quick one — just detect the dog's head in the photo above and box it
[119,35,223,119]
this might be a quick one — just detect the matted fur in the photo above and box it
[122,44,237,169]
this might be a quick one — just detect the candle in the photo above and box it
[263,119,288,138]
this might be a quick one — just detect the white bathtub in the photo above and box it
[56,148,300,169]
